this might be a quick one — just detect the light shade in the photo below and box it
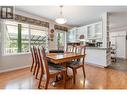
[79,35,85,39]
[55,17,67,24]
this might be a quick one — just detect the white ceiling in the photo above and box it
[15,6,127,27]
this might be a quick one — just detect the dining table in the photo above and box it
[47,52,84,65]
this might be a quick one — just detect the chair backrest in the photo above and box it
[37,46,44,72]
[30,46,34,63]
[33,46,39,65]
[66,45,74,52]
[75,45,86,64]
[41,47,49,76]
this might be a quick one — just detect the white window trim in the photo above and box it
[2,20,49,56]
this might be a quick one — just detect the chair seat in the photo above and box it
[67,61,83,69]
[48,62,66,74]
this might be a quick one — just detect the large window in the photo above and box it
[4,20,48,55]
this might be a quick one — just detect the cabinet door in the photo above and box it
[87,25,94,39]
[68,29,77,42]
[94,22,102,39]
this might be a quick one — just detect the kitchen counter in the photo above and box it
[86,46,107,50]
[85,47,111,67]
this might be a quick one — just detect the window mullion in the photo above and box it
[28,24,31,52]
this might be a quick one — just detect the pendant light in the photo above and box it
[55,5,67,24]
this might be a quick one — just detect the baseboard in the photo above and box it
[116,57,127,60]
[0,65,31,73]
[85,63,106,68]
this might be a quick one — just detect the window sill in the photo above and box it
[2,52,31,57]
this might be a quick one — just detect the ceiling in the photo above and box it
[15,6,127,27]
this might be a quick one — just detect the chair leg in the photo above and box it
[33,63,37,75]
[38,72,43,89]
[45,77,50,89]
[30,62,34,72]
[72,69,76,84]
[63,71,67,88]
[35,64,40,79]
[82,66,86,79]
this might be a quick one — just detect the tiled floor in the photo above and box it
[0,60,127,89]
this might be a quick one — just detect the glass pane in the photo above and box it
[5,25,18,54]
[57,30,65,50]
[4,21,29,55]
[30,25,48,52]
[22,27,29,53]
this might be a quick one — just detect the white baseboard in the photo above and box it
[0,65,31,73]
[85,63,106,68]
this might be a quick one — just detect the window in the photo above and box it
[3,20,48,55]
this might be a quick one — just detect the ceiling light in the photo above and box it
[55,5,67,24]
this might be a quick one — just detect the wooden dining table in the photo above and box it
[47,52,84,65]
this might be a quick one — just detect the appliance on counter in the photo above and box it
[85,41,102,47]
[85,42,96,47]
[96,42,103,47]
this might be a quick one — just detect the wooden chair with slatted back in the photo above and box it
[67,45,86,84]
[37,46,44,89]
[41,47,67,89]
[66,44,74,52]
[33,46,40,79]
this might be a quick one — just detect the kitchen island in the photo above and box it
[85,46,111,67]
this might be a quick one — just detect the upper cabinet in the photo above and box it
[94,22,102,39]
[67,21,103,43]
[86,22,102,40]
[87,25,94,39]
[67,28,78,42]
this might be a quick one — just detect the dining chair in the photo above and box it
[36,47,44,88]
[66,44,74,52]
[67,45,86,84]
[37,47,67,89]
[33,46,40,79]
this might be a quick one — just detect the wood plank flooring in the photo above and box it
[0,61,127,89]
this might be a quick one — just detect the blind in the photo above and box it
[54,25,68,31]
[14,14,49,28]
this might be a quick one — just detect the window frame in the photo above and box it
[2,20,48,56]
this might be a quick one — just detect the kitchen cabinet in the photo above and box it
[76,26,87,41]
[68,21,103,43]
[94,22,102,39]
[86,22,102,40]
[67,28,77,42]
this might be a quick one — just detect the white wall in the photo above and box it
[0,54,32,72]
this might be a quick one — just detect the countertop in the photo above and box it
[86,46,108,50]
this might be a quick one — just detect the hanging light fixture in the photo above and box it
[55,5,67,24]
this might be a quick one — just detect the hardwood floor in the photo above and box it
[0,61,127,89]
